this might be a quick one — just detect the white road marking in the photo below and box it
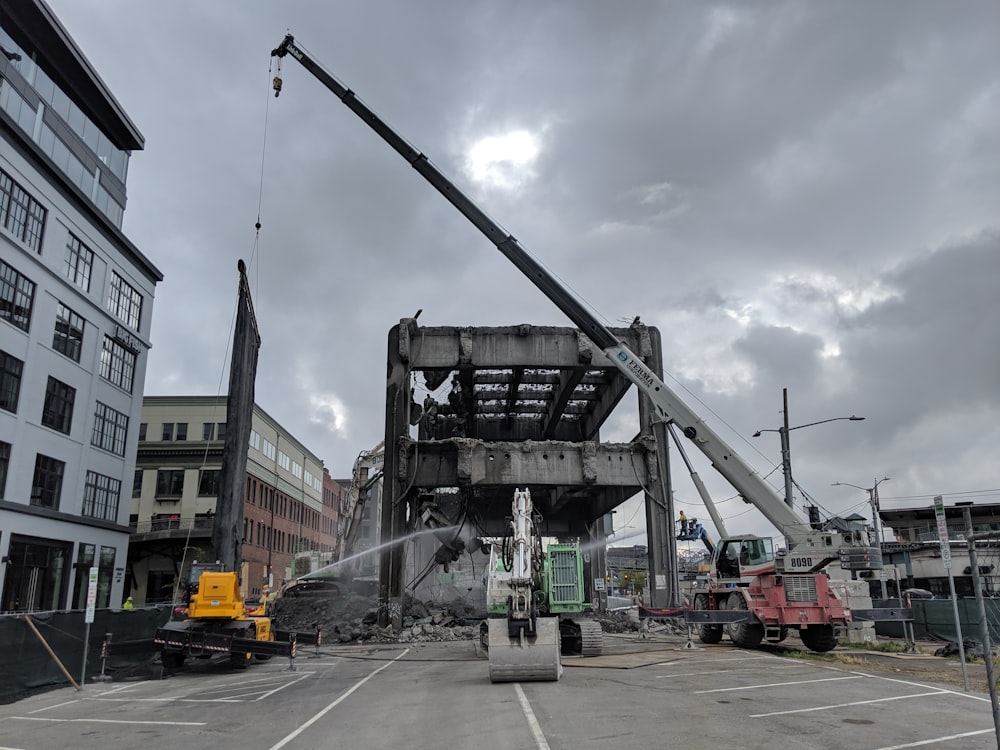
[25,700,79,714]
[10,717,204,726]
[268,648,410,750]
[255,672,312,701]
[695,675,862,693]
[875,728,997,749]
[656,663,806,679]
[514,683,550,750]
[750,690,949,717]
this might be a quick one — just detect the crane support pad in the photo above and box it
[684,610,752,625]
[848,607,914,623]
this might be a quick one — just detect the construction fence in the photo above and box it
[875,597,1000,644]
[0,605,171,705]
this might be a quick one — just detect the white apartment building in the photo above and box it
[0,1,161,612]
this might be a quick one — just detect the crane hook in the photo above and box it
[272,56,283,98]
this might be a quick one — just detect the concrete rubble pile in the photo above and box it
[271,591,483,644]
[595,609,686,636]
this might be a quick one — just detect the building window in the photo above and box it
[99,335,136,392]
[292,461,302,480]
[0,441,9,499]
[0,168,47,253]
[198,469,221,496]
[278,451,290,471]
[202,422,227,441]
[91,401,128,456]
[41,376,75,434]
[132,469,143,498]
[31,453,65,509]
[155,469,185,499]
[82,471,121,522]
[0,350,23,413]
[175,422,187,441]
[161,422,173,441]
[265,439,276,460]
[138,422,147,441]
[0,259,36,332]
[64,234,94,292]
[53,303,85,362]
[106,271,142,330]
[249,430,261,451]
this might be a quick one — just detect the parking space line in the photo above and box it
[25,700,80,714]
[514,683,551,750]
[696,675,862,693]
[268,648,410,750]
[875,728,996,749]
[255,672,312,701]
[656,663,806,679]
[750,690,949,717]
[11,717,205,726]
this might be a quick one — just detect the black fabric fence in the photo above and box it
[874,597,1000,644]
[0,605,172,704]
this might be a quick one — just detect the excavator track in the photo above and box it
[487,618,562,683]
[578,619,603,656]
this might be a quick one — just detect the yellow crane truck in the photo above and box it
[155,563,290,669]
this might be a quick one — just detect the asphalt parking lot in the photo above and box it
[0,634,995,750]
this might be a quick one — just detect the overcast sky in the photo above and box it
[51,1,999,546]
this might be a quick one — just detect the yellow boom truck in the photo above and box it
[155,562,290,669]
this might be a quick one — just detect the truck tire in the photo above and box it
[725,593,764,649]
[799,625,838,653]
[694,594,723,644]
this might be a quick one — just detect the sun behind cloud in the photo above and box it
[465,130,539,190]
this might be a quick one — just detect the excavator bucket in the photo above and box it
[487,617,562,683]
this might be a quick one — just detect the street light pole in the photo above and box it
[832,478,890,599]
[753,388,865,514]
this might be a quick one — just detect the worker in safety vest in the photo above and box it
[123,596,134,610]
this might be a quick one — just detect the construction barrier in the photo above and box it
[0,605,170,705]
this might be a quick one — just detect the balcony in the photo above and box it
[129,515,214,542]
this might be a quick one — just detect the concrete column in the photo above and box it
[378,319,417,629]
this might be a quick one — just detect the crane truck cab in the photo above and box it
[713,536,775,579]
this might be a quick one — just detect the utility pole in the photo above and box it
[780,388,794,511]
[832,477,890,599]
[755,389,865,547]
[959,502,999,739]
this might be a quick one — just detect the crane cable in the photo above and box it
[168,60,278,603]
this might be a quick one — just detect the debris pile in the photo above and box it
[271,590,482,644]
[934,639,997,661]
[594,609,686,635]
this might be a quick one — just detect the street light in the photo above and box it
[752,387,865,510]
[832,478,891,599]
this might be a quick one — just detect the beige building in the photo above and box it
[129,395,334,604]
